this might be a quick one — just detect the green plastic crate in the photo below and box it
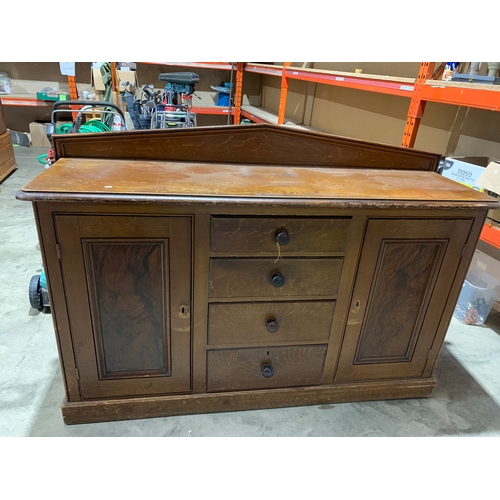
[36,92,70,101]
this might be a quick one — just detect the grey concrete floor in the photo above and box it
[1,146,500,437]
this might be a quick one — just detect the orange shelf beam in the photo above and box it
[142,62,234,71]
[0,96,52,107]
[233,62,244,125]
[284,68,415,98]
[480,224,500,249]
[401,62,435,148]
[244,64,284,77]
[245,64,416,98]
[420,83,500,111]
[191,106,234,115]
[278,62,291,125]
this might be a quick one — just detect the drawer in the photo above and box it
[208,301,335,345]
[211,217,350,252]
[207,345,327,392]
[209,258,343,298]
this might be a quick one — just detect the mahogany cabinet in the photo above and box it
[17,124,497,424]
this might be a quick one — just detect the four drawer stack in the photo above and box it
[206,216,351,392]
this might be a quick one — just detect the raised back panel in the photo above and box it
[84,240,170,378]
[53,124,441,171]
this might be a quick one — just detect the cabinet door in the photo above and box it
[56,215,191,399]
[335,218,471,382]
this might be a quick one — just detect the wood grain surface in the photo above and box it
[0,131,17,183]
[208,301,336,345]
[85,240,168,376]
[51,124,441,171]
[209,258,343,298]
[55,215,192,399]
[210,217,350,252]
[0,101,6,135]
[335,218,472,382]
[20,158,498,206]
[355,240,444,363]
[61,378,437,424]
[206,345,327,392]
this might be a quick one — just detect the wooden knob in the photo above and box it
[275,229,290,246]
[271,272,285,288]
[261,363,274,378]
[266,318,279,333]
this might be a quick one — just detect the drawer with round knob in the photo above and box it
[210,217,350,253]
[209,258,343,299]
[208,301,336,345]
[206,345,327,392]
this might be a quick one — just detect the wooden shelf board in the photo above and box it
[241,105,316,131]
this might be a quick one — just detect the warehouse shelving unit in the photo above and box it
[1,74,78,108]
[0,63,240,119]
[241,62,500,147]
[241,62,418,130]
[402,62,500,147]
[4,62,500,137]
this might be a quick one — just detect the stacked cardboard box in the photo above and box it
[476,160,500,224]
[29,122,51,148]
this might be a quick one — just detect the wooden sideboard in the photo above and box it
[17,124,498,424]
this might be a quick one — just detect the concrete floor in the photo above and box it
[2,146,500,437]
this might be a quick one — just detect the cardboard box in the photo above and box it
[475,160,500,223]
[476,160,500,196]
[116,69,137,91]
[439,156,488,191]
[92,68,137,92]
[92,68,105,91]
[29,122,51,148]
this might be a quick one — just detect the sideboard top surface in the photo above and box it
[19,157,498,208]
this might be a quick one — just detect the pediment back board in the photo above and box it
[53,124,441,172]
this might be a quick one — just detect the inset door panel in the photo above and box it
[56,215,192,399]
[336,218,472,381]
[84,239,170,378]
[355,239,445,364]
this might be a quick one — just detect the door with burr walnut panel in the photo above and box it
[335,218,472,382]
[55,215,192,400]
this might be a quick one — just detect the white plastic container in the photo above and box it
[454,269,500,325]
